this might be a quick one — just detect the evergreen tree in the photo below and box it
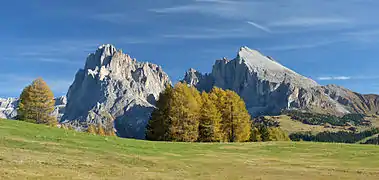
[198,92,222,142]
[259,125,270,142]
[169,83,201,142]
[250,127,262,142]
[18,78,56,126]
[146,85,174,141]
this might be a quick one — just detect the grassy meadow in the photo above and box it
[0,119,379,180]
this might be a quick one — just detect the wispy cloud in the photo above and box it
[150,0,378,33]
[162,28,260,40]
[247,21,271,33]
[318,76,351,81]
[269,17,351,27]
[317,75,379,81]
[264,39,344,51]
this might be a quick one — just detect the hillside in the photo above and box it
[1,119,379,179]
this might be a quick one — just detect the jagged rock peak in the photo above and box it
[85,44,118,70]
[184,68,202,86]
[62,44,171,139]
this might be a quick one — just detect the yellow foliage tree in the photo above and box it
[97,123,106,136]
[169,83,201,142]
[87,124,97,135]
[210,88,251,142]
[18,78,56,126]
[198,92,222,142]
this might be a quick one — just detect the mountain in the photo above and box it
[61,44,171,139]
[0,96,67,119]
[183,46,379,116]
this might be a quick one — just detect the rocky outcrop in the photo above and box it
[0,98,18,119]
[61,44,171,139]
[0,96,67,119]
[183,46,379,116]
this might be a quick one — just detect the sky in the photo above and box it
[1,0,379,97]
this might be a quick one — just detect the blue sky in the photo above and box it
[1,0,379,97]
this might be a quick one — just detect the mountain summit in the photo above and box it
[61,44,171,139]
[184,46,379,116]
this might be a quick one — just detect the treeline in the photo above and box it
[290,128,379,143]
[283,110,369,126]
[250,125,290,142]
[146,83,251,142]
[146,83,289,142]
[362,136,379,145]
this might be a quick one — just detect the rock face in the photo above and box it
[0,98,18,119]
[61,44,171,139]
[0,96,67,119]
[183,46,379,116]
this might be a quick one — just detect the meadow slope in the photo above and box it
[0,119,378,180]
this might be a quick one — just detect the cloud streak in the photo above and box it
[263,39,345,51]
[247,21,271,33]
[269,17,351,27]
[318,76,351,81]
[317,75,379,81]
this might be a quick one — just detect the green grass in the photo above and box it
[1,119,379,180]
[264,115,343,134]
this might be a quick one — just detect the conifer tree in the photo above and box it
[250,127,262,142]
[198,92,222,142]
[18,78,56,126]
[101,111,116,136]
[87,124,97,135]
[97,123,106,136]
[146,85,174,141]
[210,88,251,142]
[169,83,201,142]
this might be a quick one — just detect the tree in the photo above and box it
[87,124,97,135]
[146,85,174,141]
[210,88,251,142]
[97,123,106,136]
[250,127,262,142]
[169,83,201,142]
[100,111,116,136]
[198,92,222,142]
[18,78,56,126]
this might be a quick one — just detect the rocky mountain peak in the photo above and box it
[85,44,117,70]
[183,46,341,116]
[62,44,171,139]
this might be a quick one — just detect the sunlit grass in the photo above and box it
[0,119,378,180]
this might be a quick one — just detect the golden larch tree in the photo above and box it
[18,78,56,126]
[198,92,222,142]
[169,83,201,142]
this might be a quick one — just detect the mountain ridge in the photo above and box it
[183,46,379,117]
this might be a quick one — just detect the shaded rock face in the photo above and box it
[183,46,379,116]
[0,96,67,120]
[61,44,171,139]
